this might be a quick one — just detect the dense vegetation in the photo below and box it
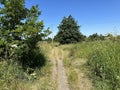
[88,33,105,41]
[0,0,52,89]
[62,39,120,90]
[88,41,120,90]
[0,0,51,68]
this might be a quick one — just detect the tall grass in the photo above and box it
[0,42,54,90]
[62,44,93,90]
[69,41,100,58]
[88,41,120,90]
[62,40,120,90]
[0,60,24,90]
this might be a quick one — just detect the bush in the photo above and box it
[14,42,46,69]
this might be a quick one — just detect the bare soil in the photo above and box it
[51,47,70,90]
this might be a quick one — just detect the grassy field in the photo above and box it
[60,40,120,90]
[88,41,120,90]
[0,40,120,90]
[60,43,94,90]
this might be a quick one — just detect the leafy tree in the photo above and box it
[88,33,99,41]
[45,37,52,43]
[88,33,98,41]
[99,34,105,40]
[88,33,105,41]
[0,0,51,68]
[105,33,114,40]
[0,0,28,40]
[54,15,84,44]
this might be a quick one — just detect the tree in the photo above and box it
[0,0,28,40]
[54,15,84,44]
[88,33,99,41]
[88,33,105,41]
[99,34,105,40]
[0,0,51,68]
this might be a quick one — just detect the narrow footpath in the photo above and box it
[51,47,70,90]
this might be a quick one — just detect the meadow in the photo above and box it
[0,39,120,90]
[61,40,120,90]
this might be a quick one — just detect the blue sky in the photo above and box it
[25,0,120,36]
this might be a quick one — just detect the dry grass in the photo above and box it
[58,45,94,90]
[0,42,55,90]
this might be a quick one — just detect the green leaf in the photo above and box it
[0,39,4,46]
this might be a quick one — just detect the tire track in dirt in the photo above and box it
[51,47,70,90]
[57,59,70,90]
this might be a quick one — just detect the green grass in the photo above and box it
[61,44,93,90]
[62,40,120,90]
[88,41,120,90]
[0,42,54,90]
[1,40,119,90]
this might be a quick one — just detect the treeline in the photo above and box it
[86,33,120,41]
[53,15,120,44]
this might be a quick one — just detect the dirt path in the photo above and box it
[57,59,70,90]
[51,47,93,90]
[51,47,70,90]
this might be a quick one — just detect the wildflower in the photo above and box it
[11,44,17,48]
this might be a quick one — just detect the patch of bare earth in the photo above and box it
[51,47,93,90]
[57,59,70,90]
[51,47,70,90]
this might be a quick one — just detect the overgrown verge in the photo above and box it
[62,40,120,90]
[61,44,93,90]
[88,41,120,90]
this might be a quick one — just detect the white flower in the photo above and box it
[11,44,17,48]
[31,73,36,76]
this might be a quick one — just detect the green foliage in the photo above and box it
[0,1,52,89]
[0,42,53,90]
[68,41,99,58]
[54,15,85,44]
[0,60,25,89]
[88,33,105,41]
[45,37,52,43]
[116,35,120,41]
[0,0,27,35]
[68,69,78,83]
[0,0,51,68]
[14,43,46,69]
[88,41,120,90]
[63,40,120,90]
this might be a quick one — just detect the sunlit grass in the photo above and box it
[62,40,120,90]
[88,41,120,90]
[0,42,54,90]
